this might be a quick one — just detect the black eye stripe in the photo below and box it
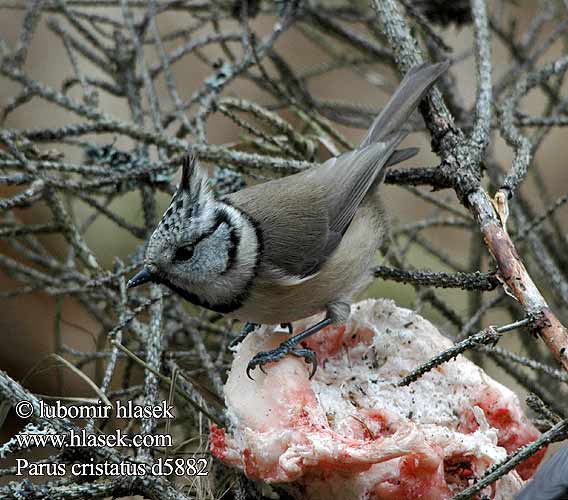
[173,211,234,262]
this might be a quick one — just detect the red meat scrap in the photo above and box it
[459,386,545,479]
[211,299,542,499]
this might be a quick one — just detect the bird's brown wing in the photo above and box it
[226,136,403,279]
[226,62,449,279]
[313,134,405,238]
[225,170,335,279]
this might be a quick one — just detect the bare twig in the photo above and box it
[1,1,568,497]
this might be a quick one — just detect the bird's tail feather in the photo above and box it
[360,61,449,148]
[384,147,419,167]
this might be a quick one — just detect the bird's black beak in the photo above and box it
[127,267,155,289]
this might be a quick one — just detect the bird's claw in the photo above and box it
[290,348,318,379]
[246,345,317,380]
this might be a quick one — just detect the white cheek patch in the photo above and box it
[192,223,231,275]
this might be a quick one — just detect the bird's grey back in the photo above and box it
[227,62,449,279]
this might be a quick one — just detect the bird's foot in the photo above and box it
[246,342,317,380]
[229,322,259,351]
[280,322,293,334]
[246,317,332,380]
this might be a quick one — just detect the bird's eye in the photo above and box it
[174,245,194,261]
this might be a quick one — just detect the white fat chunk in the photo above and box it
[217,299,538,499]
